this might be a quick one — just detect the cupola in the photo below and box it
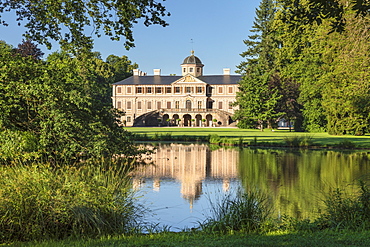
[181,50,204,77]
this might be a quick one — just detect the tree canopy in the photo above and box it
[237,0,370,135]
[0,40,140,163]
[0,0,170,50]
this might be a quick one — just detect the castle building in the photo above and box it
[112,51,241,127]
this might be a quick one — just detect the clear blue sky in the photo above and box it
[0,0,260,75]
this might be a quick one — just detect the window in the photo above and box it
[175,101,179,109]
[186,87,192,93]
[189,68,193,72]
[127,116,131,122]
[197,68,200,73]
[208,87,213,94]
[175,87,181,93]
[229,102,233,109]
[147,102,152,109]
[167,102,171,109]
[197,87,203,93]
[155,87,162,93]
[198,101,202,109]
[228,86,233,94]
[117,101,122,109]
[166,87,172,93]
[219,102,223,109]
[146,87,152,94]
[157,101,161,110]
[127,87,132,94]
[127,101,132,110]
[218,87,223,94]
[117,87,122,94]
[183,68,186,73]
[136,87,142,93]
[137,101,142,109]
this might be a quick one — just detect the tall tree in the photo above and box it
[235,0,283,130]
[273,0,326,132]
[0,0,170,50]
[321,7,370,135]
[274,0,370,135]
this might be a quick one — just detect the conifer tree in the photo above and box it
[235,0,282,130]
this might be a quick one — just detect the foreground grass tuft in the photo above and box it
[0,161,141,242]
[200,188,271,233]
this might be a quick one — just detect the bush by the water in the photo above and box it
[284,135,313,147]
[0,161,141,242]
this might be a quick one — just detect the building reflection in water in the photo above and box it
[131,144,239,207]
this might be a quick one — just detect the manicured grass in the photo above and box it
[126,127,370,148]
[7,230,370,246]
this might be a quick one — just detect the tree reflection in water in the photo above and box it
[131,144,370,230]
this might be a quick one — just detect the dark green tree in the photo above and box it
[235,0,283,130]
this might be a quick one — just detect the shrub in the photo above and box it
[0,161,141,242]
[335,140,356,149]
[284,135,313,147]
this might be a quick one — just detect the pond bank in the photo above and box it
[128,127,370,149]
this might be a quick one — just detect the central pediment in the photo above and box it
[172,74,207,85]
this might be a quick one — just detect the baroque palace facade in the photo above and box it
[112,51,241,127]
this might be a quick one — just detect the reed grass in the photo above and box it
[0,160,142,242]
[317,181,370,230]
[200,188,271,233]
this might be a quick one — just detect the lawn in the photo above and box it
[7,230,370,247]
[126,127,370,148]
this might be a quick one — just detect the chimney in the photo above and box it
[153,69,161,76]
[133,69,140,76]
[223,68,230,75]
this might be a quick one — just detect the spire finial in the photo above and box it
[190,39,194,54]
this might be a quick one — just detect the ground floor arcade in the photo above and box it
[132,109,236,127]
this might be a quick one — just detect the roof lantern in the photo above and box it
[181,50,204,77]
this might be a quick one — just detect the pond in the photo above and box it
[131,144,370,231]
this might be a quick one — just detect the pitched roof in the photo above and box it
[113,75,241,85]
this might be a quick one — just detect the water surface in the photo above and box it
[132,144,370,230]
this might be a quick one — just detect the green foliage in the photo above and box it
[0,0,170,50]
[0,161,141,241]
[271,0,370,135]
[0,41,139,163]
[0,130,40,161]
[106,55,138,82]
[200,188,271,233]
[235,0,302,131]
